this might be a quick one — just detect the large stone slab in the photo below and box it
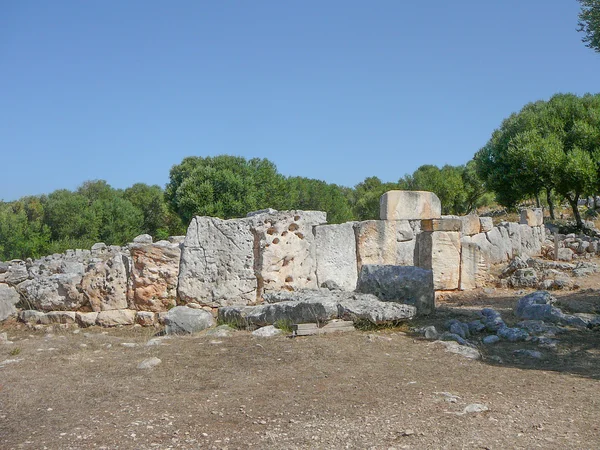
[16,273,86,311]
[220,289,416,326]
[460,237,489,290]
[81,253,128,311]
[128,241,181,312]
[417,231,461,290]
[519,225,544,257]
[0,283,20,321]
[177,216,257,307]
[96,309,136,327]
[354,220,419,270]
[356,265,434,315]
[164,306,215,335]
[520,208,544,227]
[252,210,326,296]
[314,222,358,291]
[421,218,462,232]
[380,190,441,220]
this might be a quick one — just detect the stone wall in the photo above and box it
[0,191,551,324]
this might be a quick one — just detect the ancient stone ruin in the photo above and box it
[0,190,554,330]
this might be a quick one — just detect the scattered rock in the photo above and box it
[482,335,500,345]
[164,306,215,335]
[423,325,438,340]
[137,357,161,369]
[434,340,481,360]
[252,325,283,337]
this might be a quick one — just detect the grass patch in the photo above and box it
[274,319,294,333]
[9,347,21,356]
[353,320,412,332]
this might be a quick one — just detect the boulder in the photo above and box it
[96,309,136,327]
[81,253,128,311]
[520,208,544,227]
[163,306,215,335]
[133,234,153,244]
[17,273,86,311]
[379,190,441,220]
[128,242,181,312]
[314,222,358,291]
[252,210,326,295]
[0,283,20,321]
[519,224,544,257]
[417,231,461,290]
[220,290,416,327]
[135,311,156,327]
[356,265,434,315]
[507,268,539,288]
[459,237,489,290]
[46,311,77,324]
[0,260,29,286]
[252,325,283,337]
[18,310,47,324]
[76,312,99,327]
[515,291,587,327]
[177,216,257,307]
[354,220,419,270]
[557,248,574,261]
[479,217,494,233]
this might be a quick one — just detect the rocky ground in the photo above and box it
[1,280,600,449]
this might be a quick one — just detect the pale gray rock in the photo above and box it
[500,256,529,278]
[417,231,461,290]
[0,284,20,321]
[557,248,574,261]
[90,243,108,257]
[519,224,544,257]
[515,291,587,327]
[81,253,128,311]
[482,335,500,345]
[479,308,506,332]
[434,340,481,360]
[246,208,278,217]
[96,309,136,327]
[178,216,257,307]
[460,236,489,290]
[479,217,494,233]
[520,208,543,227]
[356,265,434,315]
[164,306,215,335]
[252,325,283,337]
[463,404,489,414]
[0,260,29,286]
[423,325,438,340]
[483,227,511,264]
[135,311,156,327]
[497,326,529,342]
[17,273,86,311]
[76,312,99,327]
[380,190,441,220]
[499,222,522,258]
[354,220,418,269]
[46,311,77,324]
[507,268,539,288]
[168,235,185,244]
[18,310,47,324]
[220,290,416,327]
[137,357,161,369]
[459,215,481,236]
[314,222,358,291]
[133,234,153,244]
[252,210,326,296]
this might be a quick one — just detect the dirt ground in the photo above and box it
[1,281,600,449]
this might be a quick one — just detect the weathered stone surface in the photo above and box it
[459,215,481,236]
[519,225,544,257]
[499,222,522,258]
[380,190,441,221]
[314,222,358,291]
[135,311,156,327]
[128,242,181,312]
[0,260,29,286]
[354,220,419,270]
[507,268,539,288]
[479,217,493,233]
[520,208,543,227]
[96,309,136,327]
[356,265,434,315]
[434,340,481,359]
[417,231,461,290]
[479,227,511,264]
[81,253,128,312]
[178,216,257,307]
[133,234,153,244]
[18,310,47,324]
[163,306,215,334]
[17,273,86,311]
[252,325,283,337]
[515,291,587,327]
[76,311,98,327]
[421,218,462,232]
[221,290,416,326]
[557,247,574,261]
[46,311,77,324]
[459,236,489,290]
[0,284,20,321]
[253,210,326,295]
[138,357,161,369]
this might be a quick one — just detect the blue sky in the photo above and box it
[1,1,599,201]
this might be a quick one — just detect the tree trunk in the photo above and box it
[535,192,541,208]
[546,189,555,220]
[567,195,583,228]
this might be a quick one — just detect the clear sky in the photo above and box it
[1,1,599,201]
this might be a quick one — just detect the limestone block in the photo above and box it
[417,231,461,290]
[520,208,544,227]
[482,227,511,264]
[135,311,157,327]
[177,216,257,307]
[128,242,181,312]
[519,225,544,257]
[0,260,29,286]
[499,222,522,257]
[459,215,481,236]
[314,222,358,291]
[356,265,434,315]
[252,210,326,296]
[354,220,419,270]
[164,306,215,335]
[46,311,77,324]
[133,234,153,244]
[18,310,47,324]
[460,237,489,290]
[16,273,86,311]
[0,283,20,321]
[380,190,441,221]
[96,309,136,327]
[76,311,99,327]
[479,217,493,233]
[81,253,128,312]
[421,218,462,232]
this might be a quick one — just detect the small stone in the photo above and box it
[423,325,438,340]
[463,403,489,414]
[137,357,162,369]
[252,325,283,337]
[482,335,500,345]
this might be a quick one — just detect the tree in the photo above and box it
[165,155,286,224]
[475,93,600,227]
[352,177,398,220]
[578,0,600,53]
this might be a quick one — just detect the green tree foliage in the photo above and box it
[352,177,399,220]
[281,177,354,224]
[475,93,600,227]
[0,198,51,260]
[165,155,286,223]
[578,0,600,53]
